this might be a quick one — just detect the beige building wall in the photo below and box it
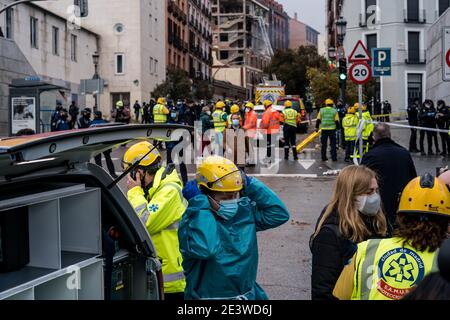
[289,15,306,49]
[39,0,166,117]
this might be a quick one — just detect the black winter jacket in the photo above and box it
[311,208,357,300]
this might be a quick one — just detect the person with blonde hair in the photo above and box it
[311,165,388,300]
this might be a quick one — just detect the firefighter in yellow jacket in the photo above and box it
[333,174,450,300]
[123,141,187,300]
[356,103,374,153]
[153,97,170,124]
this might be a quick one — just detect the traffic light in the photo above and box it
[339,58,347,81]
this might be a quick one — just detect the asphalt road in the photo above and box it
[103,121,448,300]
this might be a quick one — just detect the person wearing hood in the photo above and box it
[77,108,92,129]
[310,165,388,300]
[179,156,290,300]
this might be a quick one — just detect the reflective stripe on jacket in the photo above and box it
[153,104,168,123]
[212,110,227,133]
[260,107,281,134]
[282,108,299,128]
[342,114,359,141]
[351,237,439,300]
[319,107,338,130]
[127,167,187,294]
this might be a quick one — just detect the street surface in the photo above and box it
[108,121,448,300]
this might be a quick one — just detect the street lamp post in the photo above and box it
[92,52,100,112]
[336,16,347,105]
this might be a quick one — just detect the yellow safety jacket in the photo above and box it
[282,108,299,128]
[351,237,439,300]
[153,104,169,123]
[342,114,359,141]
[358,111,374,140]
[127,167,188,294]
[212,110,227,133]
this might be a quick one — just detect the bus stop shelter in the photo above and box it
[9,77,70,135]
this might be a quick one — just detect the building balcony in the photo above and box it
[405,50,426,64]
[403,9,426,24]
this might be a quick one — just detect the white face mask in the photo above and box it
[356,193,381,217]
[206,111,211,115]
[232,119,240,127]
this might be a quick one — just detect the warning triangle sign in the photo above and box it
[349,40,372,62]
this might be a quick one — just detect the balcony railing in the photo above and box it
[405,50,426,64]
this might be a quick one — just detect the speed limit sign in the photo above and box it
[349,62,372,85]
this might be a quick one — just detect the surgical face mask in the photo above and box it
[206,111,211,116]
[356,193,381,217]
[232,119,240,127]
[171,112,177,119]
[245,108,250,113]
[208,195,249,219]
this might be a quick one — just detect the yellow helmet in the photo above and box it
[245,102,255,109]
[284,101,293,108]
[230,104,240,114]
[116,100,124,108]
[348,106,356,114]
[157,97,166,105]
[263,100,272,107]
[325,99,335,106]
[398,174,450,217]
[122,141,161,171]
[216,101,226,109]
[196,156,244,193]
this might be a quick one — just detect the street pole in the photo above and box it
[358,85,364,163]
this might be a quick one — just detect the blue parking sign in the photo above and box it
[372,48,391,77]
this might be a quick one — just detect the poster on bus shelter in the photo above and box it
[11,97,36,135]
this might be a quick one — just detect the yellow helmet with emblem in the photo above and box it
[196,156,243,193]
[216,101,226,109]
[263,100,272,107]
[116,100,124,108]
[398,174,450,217]
[284,101,293,108]
[325,99,335,106]
[245,102,255,109]
[230,104,240,114]
[157,97,166,105]
[122,141,161,172]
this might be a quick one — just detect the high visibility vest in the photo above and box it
[282,108,298,128]
[153,104,168,123]
[212,110,227,133]
[342,114,359,141]
[260,107,281,134]
[127,167,187,294]
[244,110,258,138]
[320,107,338,131]
[351,237,439,301]
[358,111,374,140]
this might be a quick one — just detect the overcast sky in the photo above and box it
[279,0,326,34]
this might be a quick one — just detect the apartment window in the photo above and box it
[52,26,59,55]
[366,33,377,53]
[407,31,421,63]
[30,17,38,48]
[116,53,124,74]
[70,34,77,61]
[407,74,423,106]
[5,8,13,39]
[439,0,450,16]
[365,0,377,13]
[220,33,228,42]
[406,0,419,21]
[74,0,89,17]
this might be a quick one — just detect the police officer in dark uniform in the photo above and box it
[77,108,92,129]
[407,98,420,153]
[436,100,450,157]
[419,99,438,156]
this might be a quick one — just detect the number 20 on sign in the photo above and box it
[349,62,372,85]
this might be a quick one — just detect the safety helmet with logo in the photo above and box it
[196,156,244,193]
[230,104,240,114]
[263,100,272,108]
[245,102,255,109]
[325,99,335,106]
[157,97,166,105]
[215,101,226,109]
[116,100,124,109]
[284,101,293,108]
[398,173,450,217]
[122,141,162,174]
